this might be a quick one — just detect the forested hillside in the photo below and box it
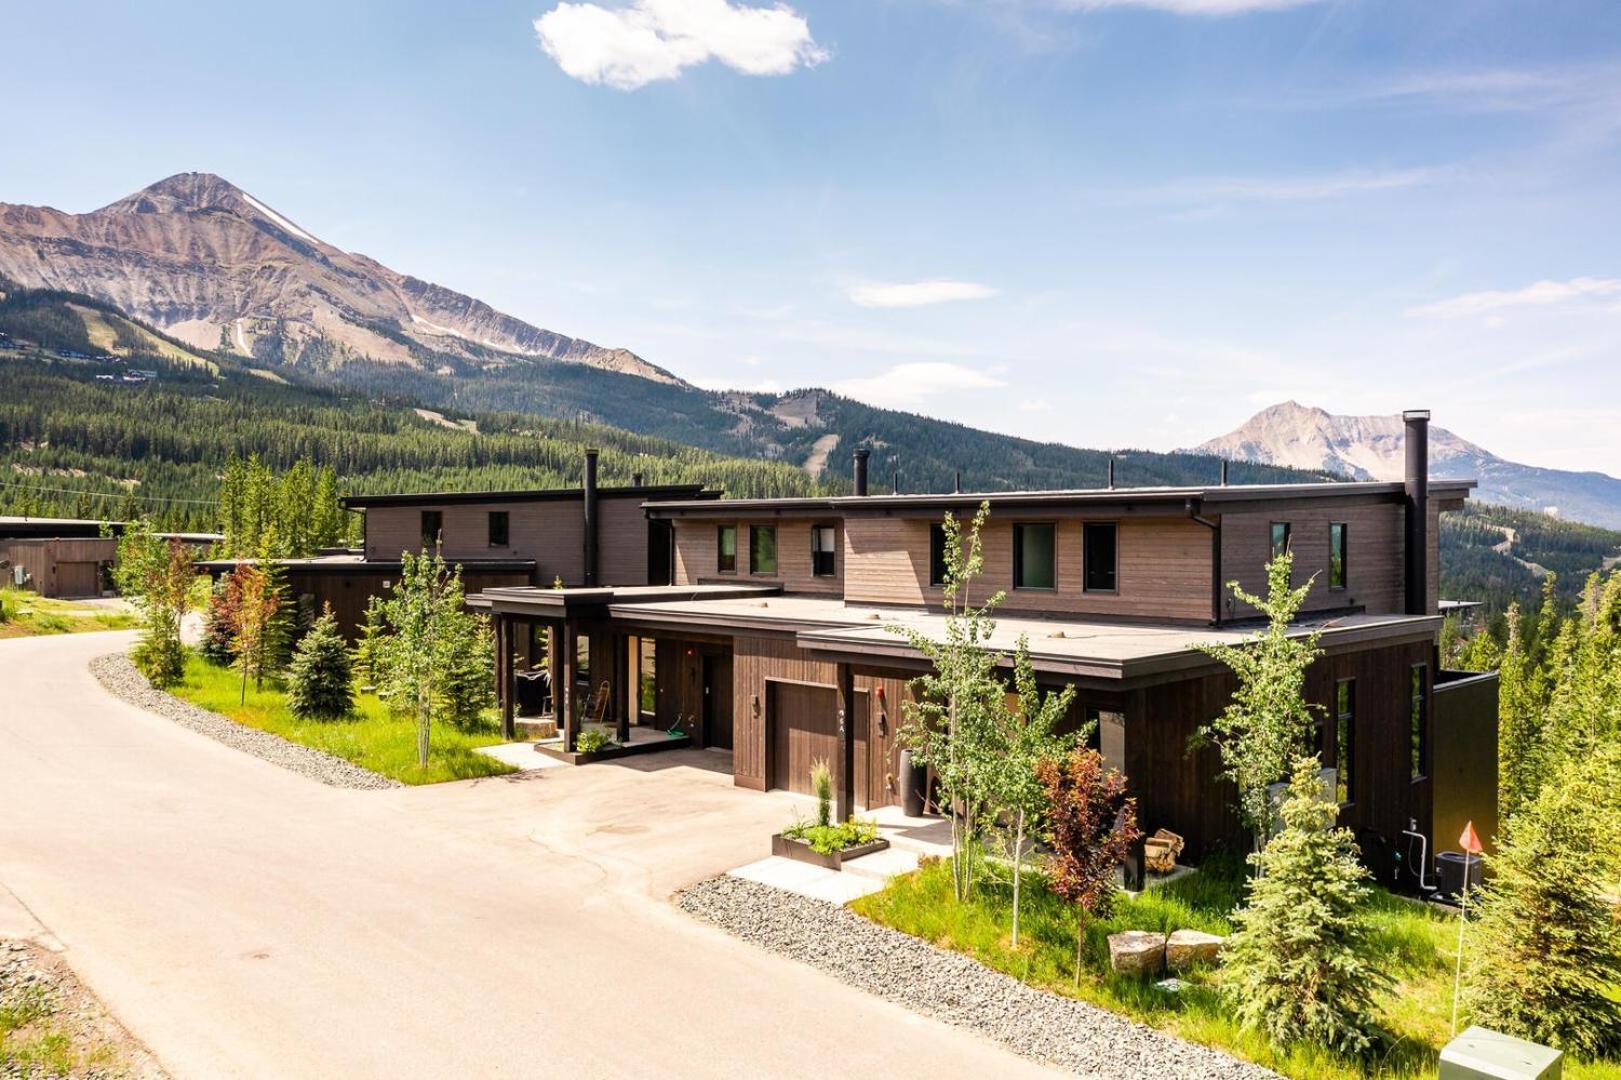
[1439,502,1621,616]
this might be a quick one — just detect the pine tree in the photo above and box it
[1462,744,1621,1058]
[199,580,240,666]
[286,605,355,721]
[1222,756,1391,1057]
[441,613,497,730]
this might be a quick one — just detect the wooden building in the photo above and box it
[479,412,1501,885]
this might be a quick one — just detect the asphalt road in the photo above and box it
[0,630,1056,1079]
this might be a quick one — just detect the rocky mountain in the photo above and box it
[0,172,678,384]
[1193,401,1621,530]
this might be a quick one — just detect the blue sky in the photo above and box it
[5,0,1620,474]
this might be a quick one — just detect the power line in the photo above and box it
[0,476,217,508]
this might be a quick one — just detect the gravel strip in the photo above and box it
[91,653,401,790]
[2,938,167,1079]
[677,875,1277,1080]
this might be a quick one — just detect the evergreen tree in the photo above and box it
[1195,552,1324,852]
[441,613,497,730]
[199,580,240,666]
[286,605,355,721]
[1222,756,1391,1057]
[1462,744,1621,1059]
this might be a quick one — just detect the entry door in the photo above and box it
[703,654,734,750]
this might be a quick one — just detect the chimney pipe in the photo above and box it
[1107,458,1116,490]
[631,471,644,488]
[852,448,869,496]
[1220,458,1229,486]
[583,448,600,587]
[953,470,961,494]
[1403,410,1430,616]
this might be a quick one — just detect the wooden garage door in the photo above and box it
[56,561,100,598]
[768,683,868,807]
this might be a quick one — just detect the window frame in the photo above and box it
[1011,521,1058,591]
[1082,520,1119,594]
[1329,522,1348,591]
[810,522,838,578]
[716,524,737,574]
[1410,663,1429,782]
[928,523,948,588]
[420,510,443,551]
[748,524,778,576]
[1334,678,1355,806]
[1269,521,1292,560]
[487,510,510,549]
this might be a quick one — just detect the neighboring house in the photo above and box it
[477,412,1500,882]
[0,516,220,598]
[200,452,718,638]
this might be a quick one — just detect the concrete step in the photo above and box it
[841,845,920,882]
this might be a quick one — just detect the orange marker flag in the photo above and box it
[1459,820,1483,855]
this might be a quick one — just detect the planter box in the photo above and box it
[534,732,691,765]
[771,832,890,870]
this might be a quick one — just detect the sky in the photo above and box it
[5,0,1621,475]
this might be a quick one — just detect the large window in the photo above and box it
[749,525,777,575]
[811,524,837,577]
[928,523,948,587]
[1012,523,1056,590]
[420,510,442,550]
[1410,665,1428,780]
[1083,522,1117,593]
[1334,679,1355,805]
[488,511,509,548]
[716,525,737,573]
[1329,522,1348,590]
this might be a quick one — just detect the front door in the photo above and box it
[703,654,733,750]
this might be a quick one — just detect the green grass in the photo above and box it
[171,653,517,785]
[0,587,140,639]
[0,976,88,1077]
[851,858,1621,1079]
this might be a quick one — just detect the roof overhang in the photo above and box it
[341,484,717,510]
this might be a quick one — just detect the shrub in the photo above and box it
[285,606,354,721]
[782,817,879,855]
[131,629,187,688]
[1462,745,1621,1058]
[811,758,833,828]
[198,582,239,666]
[575,727,613,753]
[1038,746,1140,982]
[1222,756,1390,1057]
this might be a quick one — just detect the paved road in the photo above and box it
[0,631,1055,1079]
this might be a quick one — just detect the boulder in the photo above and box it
[1165,929,1225,972]
[1107,930,1167,977]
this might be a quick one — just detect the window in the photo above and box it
[1410,665,1428,780]
[1329,522,1348,590]
[1334,679,1355,805]
[811,524,837,577]
[928,523,948,587]
[1083,522,1117,593]
[1012,523,1056,590]
[716,525,737,573]
[420,510,442,550]
[749,525,777,575]
[1270,521,1291,560]
[488,511,509,548]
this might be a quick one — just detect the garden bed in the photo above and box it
[771,831,889,869]
[533,731,691,765]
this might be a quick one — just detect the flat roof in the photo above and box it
[643,478,1477,518]
[479,583,780,614]
[341,483,717,509]
[197,554,536,573]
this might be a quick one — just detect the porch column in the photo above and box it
[497,614,515,740]
[835,661,855,823]
[560,620,580,753]
[612,634,631,743]
[547,621,564,731]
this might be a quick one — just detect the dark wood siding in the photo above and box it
[1220,504,1407,618]
[673,518,843,595]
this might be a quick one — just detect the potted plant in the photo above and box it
[771,760,890,869]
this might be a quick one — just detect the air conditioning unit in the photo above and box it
[1435,851,1483,902]
[12,565,27,587]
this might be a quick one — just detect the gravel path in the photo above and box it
[90,653,401,791]
[677,876,1277,1080]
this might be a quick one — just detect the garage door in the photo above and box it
[55,561,101,598]
[767,683,868,807]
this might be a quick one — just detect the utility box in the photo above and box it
[1440,1026,1562,1079]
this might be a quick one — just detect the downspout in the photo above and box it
[1186,497,1222,626]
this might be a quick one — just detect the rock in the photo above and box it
[1165,929,1225,972]
[1107,931,1167,977]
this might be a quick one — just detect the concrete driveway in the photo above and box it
[0,631,1056,1079]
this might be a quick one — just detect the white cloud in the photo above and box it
[1407,277,1621,319]
[533,0,827,90]
[846,280,1000,308]
[1062,0,1322,14]
[832,362,1005,409]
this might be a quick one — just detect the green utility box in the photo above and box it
[1439,1026,1562,1079]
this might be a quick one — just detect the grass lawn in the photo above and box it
[0,588,140,639]
[851,858,1621,1080]
[171,652,517,785]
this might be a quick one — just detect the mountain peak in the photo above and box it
[98,172,247,215]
